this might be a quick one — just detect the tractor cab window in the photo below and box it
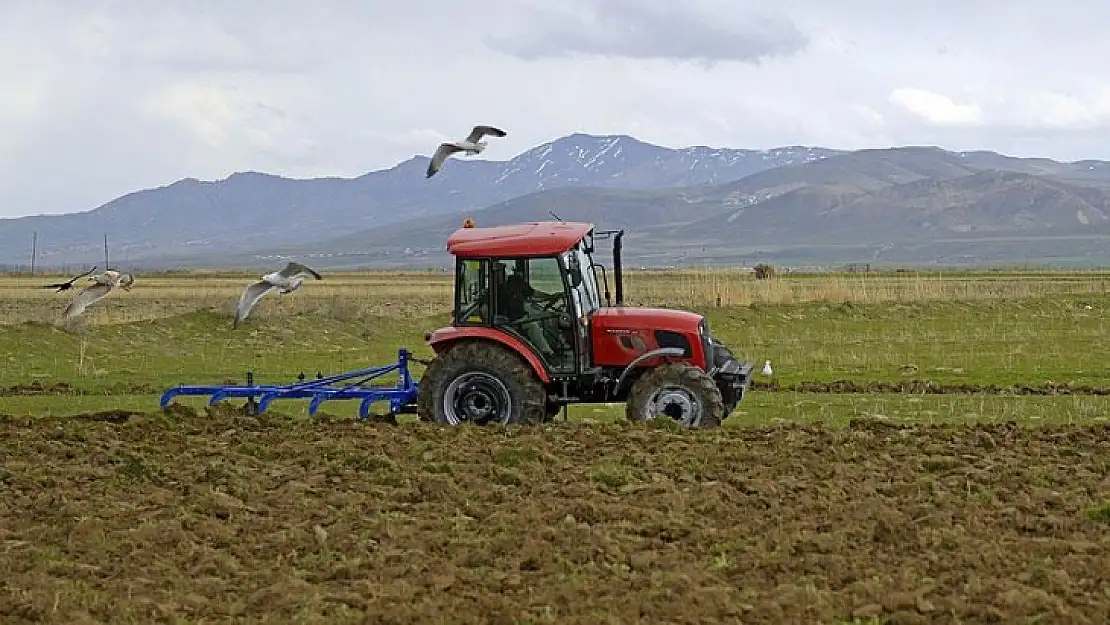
[493,257,575,372]
[455,259,488,325]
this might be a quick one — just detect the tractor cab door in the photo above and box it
[492,257,577,374]
[454,259,490,326]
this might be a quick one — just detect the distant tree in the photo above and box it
[753,263,776,280]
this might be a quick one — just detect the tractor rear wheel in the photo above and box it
[417,341,547,426]
[625,363,726,428]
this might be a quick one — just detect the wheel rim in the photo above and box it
[644,386,702,427]
[442,372,512,426]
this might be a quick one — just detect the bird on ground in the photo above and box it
[761,360,773,376]
[40,265,97,292]
[426,125,507,178]
[62,269,134,320]
[234,261,323,328]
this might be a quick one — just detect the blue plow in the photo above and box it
[159,347,420,420]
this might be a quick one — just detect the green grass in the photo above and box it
[6,292,1110,396]
[2,310,444,392]
[6,277,1110,425]
[712,293,1110,387]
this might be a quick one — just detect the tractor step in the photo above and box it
[159,348,420,420]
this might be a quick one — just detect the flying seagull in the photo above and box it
[426,125,507,178]
[62,269,134,320]
[234,261,323,328]
[40,265,97,292]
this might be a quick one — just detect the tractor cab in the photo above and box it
[447,221,604,376]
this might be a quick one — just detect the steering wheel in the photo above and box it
[532,291,563,312]
[504,294,566,333]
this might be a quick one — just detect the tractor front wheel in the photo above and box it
[417,341,547,426]
[625,363,726,429]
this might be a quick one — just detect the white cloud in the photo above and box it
[888,88,983,126]
[485,0,808,65]
[1017,91,1110,130]
[4,1,1110,216]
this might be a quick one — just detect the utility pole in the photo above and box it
[103,233,109,269]
[30,231,36,274]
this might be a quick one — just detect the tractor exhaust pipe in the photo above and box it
[613,230,624,306]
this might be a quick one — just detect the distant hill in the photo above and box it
[8,132,1110,270]
[677,169,1110,245]
[288,147,1110,268]
[0,133,836,266]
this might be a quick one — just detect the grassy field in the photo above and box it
[5,268,1110,623]
[3,267,1110,419]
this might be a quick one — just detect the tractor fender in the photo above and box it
[613,347,687,396]
[424,326,552,384]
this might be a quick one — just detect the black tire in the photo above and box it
[625,363,726,429]
[416,340,548,426]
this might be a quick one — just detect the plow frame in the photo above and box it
[159,347,419,420]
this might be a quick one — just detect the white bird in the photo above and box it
[426,125,507,178]
[62,269,135,320]
[761,360,773,376]
[234,261,323,328]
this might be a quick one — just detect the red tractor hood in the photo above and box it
[590,306,704,334]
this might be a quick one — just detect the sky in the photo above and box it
[3,0,1110,218]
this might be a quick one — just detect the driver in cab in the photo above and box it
[501,269,559,361]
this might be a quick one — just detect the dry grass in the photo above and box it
[623,267,1110,308]
[4,268,1110,326]
[0,271,453,325]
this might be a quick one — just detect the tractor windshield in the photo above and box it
[563,242,600,318]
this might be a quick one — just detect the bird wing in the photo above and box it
[427,142,463,178]
[278,262,322,280]
[234,280,277,327]
[43,265,98,289]
[62,283,113,319]
[465,125,507,143]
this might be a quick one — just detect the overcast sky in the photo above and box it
[3,0,1110,218]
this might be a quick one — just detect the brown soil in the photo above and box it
[1,408,1109,624]
[751,379,1110,396]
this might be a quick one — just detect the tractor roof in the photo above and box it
[446,221,593,258]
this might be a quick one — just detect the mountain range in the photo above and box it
[5,132,1110,270]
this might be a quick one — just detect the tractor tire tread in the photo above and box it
[416,340,547,426]
[625,362,725,429]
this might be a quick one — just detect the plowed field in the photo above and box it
[2,407,1110,624]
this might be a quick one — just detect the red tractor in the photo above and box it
[417,220,754,428]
